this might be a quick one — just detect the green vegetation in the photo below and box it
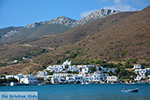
[37,66,47,71]
[25,48,47,57]
[146,52,150,54]
[75,48,82,50]
[110,42,114,44]
[124,45,129,47]
[115,66,136,81]
[90,66,96,73]
[108,46,114,50]
[128,59,138,63]
[136,42,143,45]
[139,34,144,38]
[0,62,8,67]
[147,44,150,47]
[116,41,121,43]
[121,51,128,57]
[88,60,95,64]
[67,52,77,59]
[67,71,79,74]
[65,50,71,54]
[123,60,133,68]
[86,48,89,51]
[0,77,18,83]
[95,50,97,52]
[91,37,95,39]
[46,71,53,75]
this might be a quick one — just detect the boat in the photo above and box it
[121,88,138,93]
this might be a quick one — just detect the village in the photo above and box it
[0,60,150,86]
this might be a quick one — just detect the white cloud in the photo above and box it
[104,4,136,11]
[104,0,136,11]
[80,9,97,18]
[114,0,121,4]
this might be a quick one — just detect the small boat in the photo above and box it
[121,88,138,93]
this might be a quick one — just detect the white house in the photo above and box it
[20,75,38,85]
[134,75,143,81]
[106,76,119,83]
[5,75,14,79]
[82,65,89,73]
[139,69,147,77]
[67,65,78,72]
[133,64,142,69]
[89,72,108,83]
[63,59,71,66]
[13,60,18,63]
[66,75,75,83]
[47,65,65,73]
[51,73,69,84]
[74,75,83,83]
[14,74,24,81]
[37,71,47,77]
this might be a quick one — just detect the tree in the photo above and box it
[109,71,114,76]
[90,67,96,73]
[98,67,102,71]
[123,61,133,68]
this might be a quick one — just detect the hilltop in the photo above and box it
[0,9,118,43]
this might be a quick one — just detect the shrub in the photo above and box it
[124,45,129,47]
[121,51,128,57]
[116,41,121,43]
[136,42,143,45]
[110,42,114,44]
[123,61,133,68]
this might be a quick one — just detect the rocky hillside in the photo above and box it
[72,9,119,27]
[0,9,118,43]
[0,6,150,75]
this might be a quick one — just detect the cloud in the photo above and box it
[114,0,121,4]
[80,9,97,18]
[104,0,136,11]
[104,4,136,11]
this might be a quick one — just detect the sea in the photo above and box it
[0,84,150,100]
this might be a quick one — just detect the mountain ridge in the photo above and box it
[0,9,119,43]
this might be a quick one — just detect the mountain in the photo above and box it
[0,16,74,43]
[72,9,119,27]
[0,9,118,43]
[0,26,23,38]
[0,6,150,75]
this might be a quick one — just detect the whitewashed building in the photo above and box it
[66,75,75,83]
[63,59,71,66]
[37,71,47,77]
[47,65,65,73]
[107,76,119,83]
[5,75,14,79]
[133,64,142,69]
[91,72,108,83]
[14,74,24,81]
[82,65,89,73]
[51,73,69,84]
[67,65,79,72]
[20,75,38,85]
[74,75,83,83]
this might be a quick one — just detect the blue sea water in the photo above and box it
[0,84,150,100]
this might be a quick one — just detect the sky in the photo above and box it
[0,0,150,28]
